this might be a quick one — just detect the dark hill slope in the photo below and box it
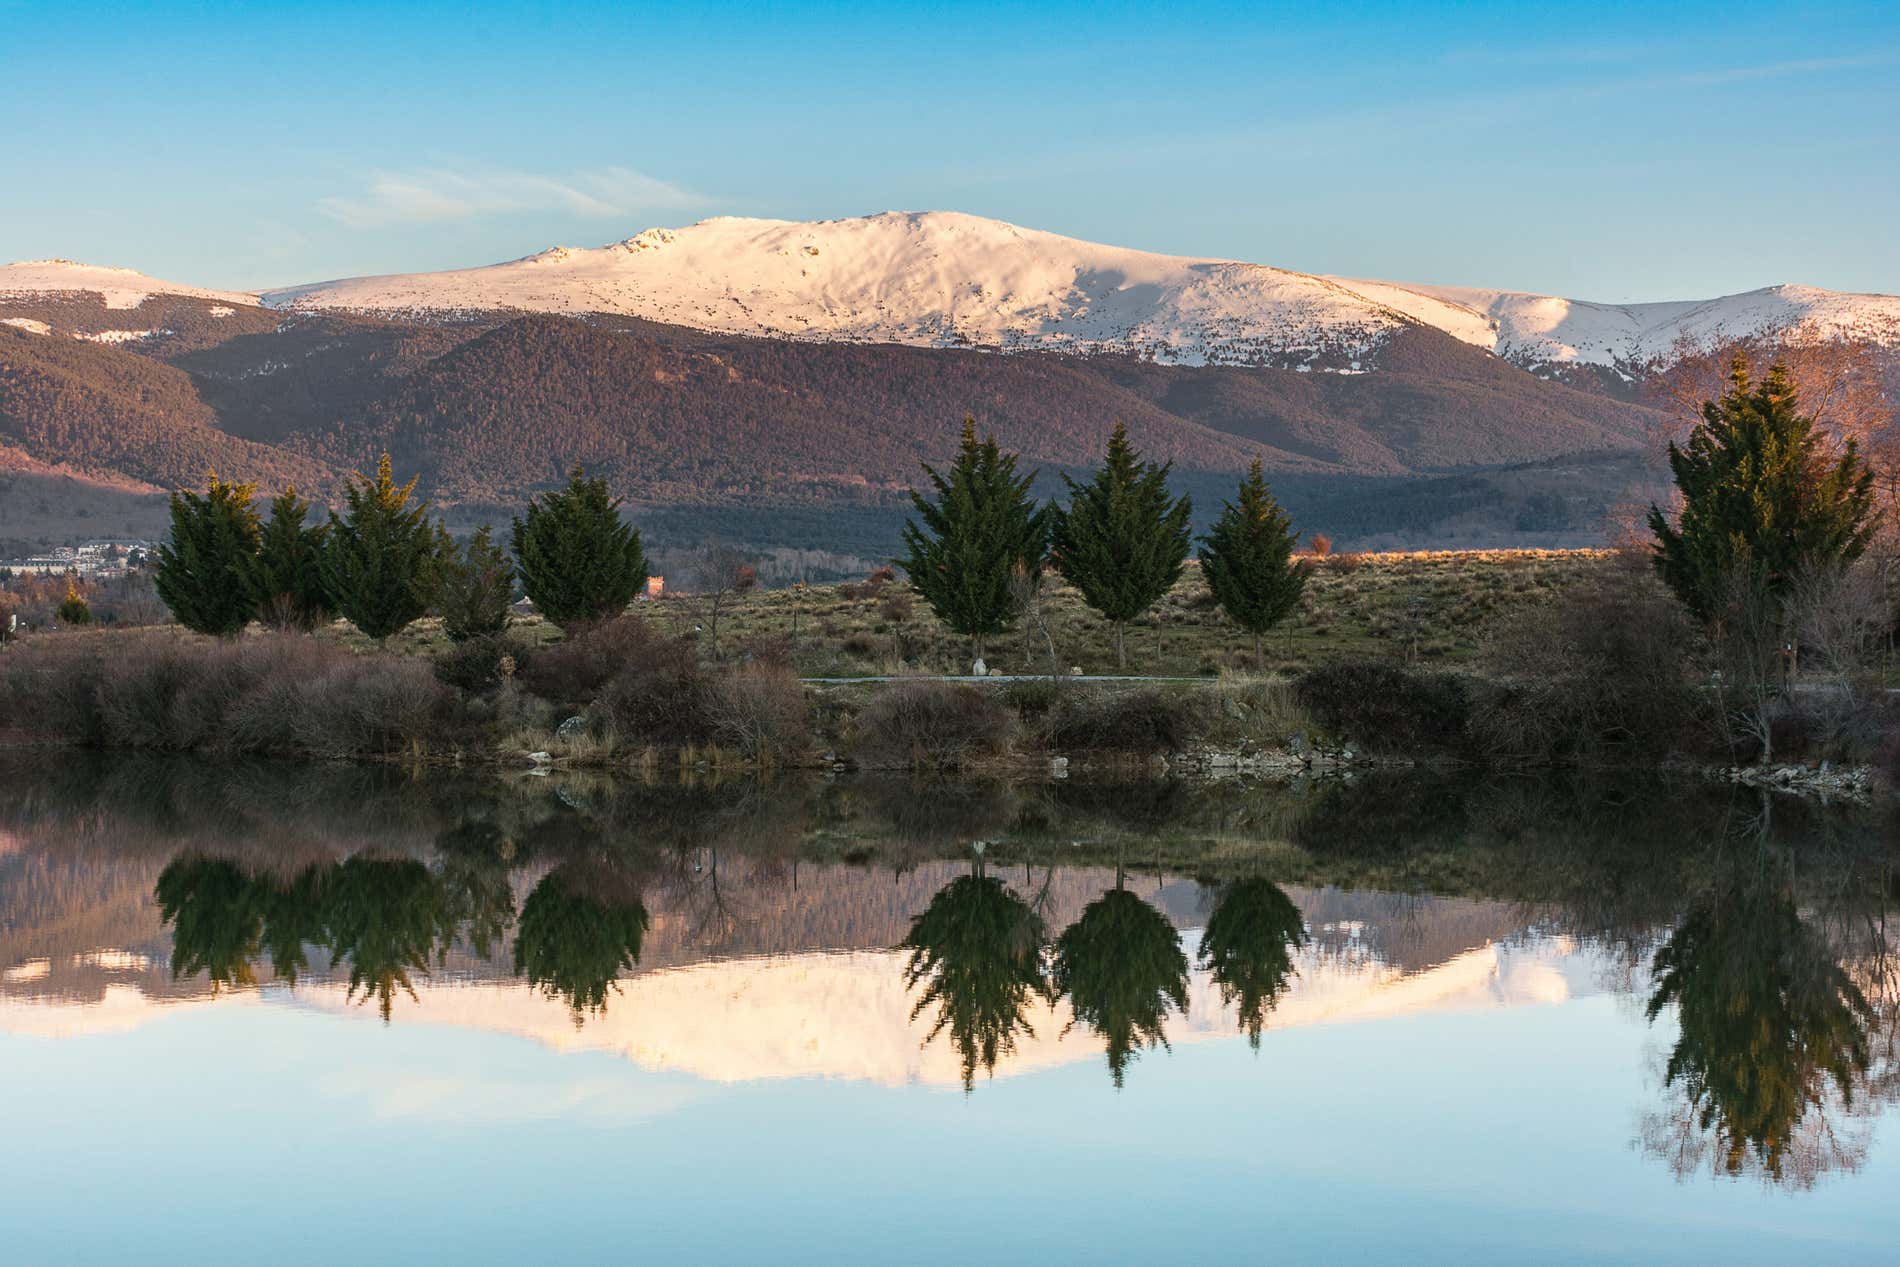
[0,327,332,493]
[337,315,1301,503]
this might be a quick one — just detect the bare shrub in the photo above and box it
[1324,552,1366,575]
[879,590,914,622]
[0,634,113,744]
[708,663,809,758]
[1470,554,1703,761]
[1296,660,1470,752]
[2,631,447,757]
[852,681,1012,768]
[290,656,449,756]
[592,636,715,745]
[1046,687,1204,752]
[521,615,668,708]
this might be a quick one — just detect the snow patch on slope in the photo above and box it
[0,259,255,310]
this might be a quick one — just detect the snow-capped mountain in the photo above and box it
[0,259,254,311]
[263,212,1403,371]
[9,212,1899,375]
[1332,276,1900,375]
[250,211,1900,373]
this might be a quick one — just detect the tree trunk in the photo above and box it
[1115,621,1126,672]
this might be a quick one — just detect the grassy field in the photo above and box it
[330,547,1619,678]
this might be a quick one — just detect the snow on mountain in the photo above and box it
[263,211,1412,369]
[1333,277,1900,371]
[18,215,1895,375]
[0,259,256,311]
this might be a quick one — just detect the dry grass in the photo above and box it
[698,548,1620,678]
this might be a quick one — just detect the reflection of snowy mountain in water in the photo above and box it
[0,854,1611,1086]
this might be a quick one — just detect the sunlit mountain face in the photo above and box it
[3,756,1898,1260]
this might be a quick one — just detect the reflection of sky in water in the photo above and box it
[5,989,1899,1264]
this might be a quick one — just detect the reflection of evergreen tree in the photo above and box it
[436,819,520,960]
[1199,878,1306,1049]
[1052,885,1188,1088]
[901,871,1049,1092]
[256,868,328,985]
[513,868,650,1020]
[1646,876,1874,1183]
[324,857,457,1022]
[157,857,263,992]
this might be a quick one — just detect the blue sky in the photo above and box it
[3,0,1896,299]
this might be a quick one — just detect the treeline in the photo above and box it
[900,418,1307,668]
[152,460,648,642]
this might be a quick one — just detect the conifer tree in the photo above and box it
[898,418,1048,658]
[1650,358,1878,625]
[436,525,516,642]
[154,474,262,636]
[511,468,648,629]
[56,576,93,626]
[1050,422,1192,670]
[244,486,331,631]
[320,455,436,641]
[1198,460,1308,656]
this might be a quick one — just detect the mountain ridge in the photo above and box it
[9,211,1897,378]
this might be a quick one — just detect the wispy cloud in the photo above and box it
[318,165,707,227]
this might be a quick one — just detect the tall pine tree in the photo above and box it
[154,474,262,637]
[1050,422,1192,670]
[511,468,648,629]
[898,418,1048,659]
[244,486,331,631]
[1198,460,1308,656]
[1650,358,1878,625]
[320,455,436,641]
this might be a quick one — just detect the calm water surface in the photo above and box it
[1,758,1896,1264]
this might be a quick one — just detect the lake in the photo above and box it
[1,756,1896,1264]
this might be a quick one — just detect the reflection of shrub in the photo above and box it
[1295,660,1469,751]
[853,681,1012,767]
[1047,687,1202,752]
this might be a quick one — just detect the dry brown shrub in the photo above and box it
[852,681,1012,768]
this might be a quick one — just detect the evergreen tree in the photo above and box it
[56,576,93,626]
[154,474,262,637]
[1198,460,1308,656]
[897,418,1048,658]
[243,486,331,631]
[436,525,516,642]
[1650,358,1878,625]
[320,455,436,642]
[511,468,648,628]
[1050,421,1193,669]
